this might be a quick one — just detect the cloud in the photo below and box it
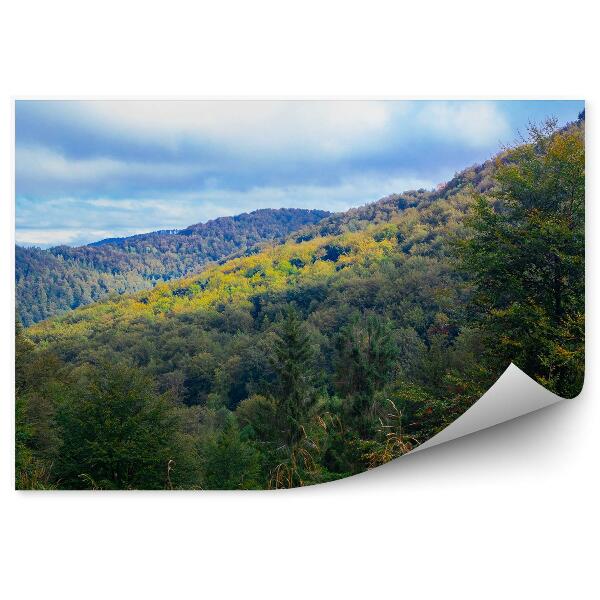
[15,101,491,200]
[16,145,216,197]
[17,146,124,182]
[82,100,394,156]
[15,100,393,162]
[416,101,510,147]
[16,145,213,181]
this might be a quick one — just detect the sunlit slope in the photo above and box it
[28,189,473,349]
[17,208,330,325]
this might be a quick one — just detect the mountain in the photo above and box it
[17,118,584,489]
[16,208,330,325]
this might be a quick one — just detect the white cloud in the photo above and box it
[416,101,510,147]
[16,145,214,192]
[16,101,513,200]
[16,147,123,182]
[81,100,394,156]
[82,99,509,155]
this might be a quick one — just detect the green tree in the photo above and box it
[200,420,262,490]
[55,363,200,489]
[459,119,584,397]
[15,324,64,489]
[235,394,278,442]
[335,314,398,431]
[270,307,318,447]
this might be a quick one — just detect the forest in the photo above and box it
[16,208,330,325]
[15,116,585,490]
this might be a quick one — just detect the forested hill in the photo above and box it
[18,117,584,489]
[16,208,330,325]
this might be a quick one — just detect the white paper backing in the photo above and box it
[411,363,565,453]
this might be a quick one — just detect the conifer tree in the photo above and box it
[270,307,317,446]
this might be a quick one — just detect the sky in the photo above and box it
[15,99,584,247]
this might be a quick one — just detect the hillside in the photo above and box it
[16,208,330,325]
[17,118,584,490]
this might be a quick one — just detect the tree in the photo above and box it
[459,119,584,397]
[15,323,64,489]
[270,307,317,447]
[235,394,278,442]
[55,363,200,489]
[200,420,262,489]
[335,314,398,432]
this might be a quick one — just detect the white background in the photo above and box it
[0,1,597,598]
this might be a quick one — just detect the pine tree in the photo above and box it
[270,306,316,446]
[335,314,398,433]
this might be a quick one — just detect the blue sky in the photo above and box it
[15,99,583,247]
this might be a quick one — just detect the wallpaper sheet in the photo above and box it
[15,100,584,490]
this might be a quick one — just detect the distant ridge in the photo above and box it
[16,208,330,325]
[88,229,182,247]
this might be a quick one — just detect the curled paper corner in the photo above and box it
[410,363,565,454]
